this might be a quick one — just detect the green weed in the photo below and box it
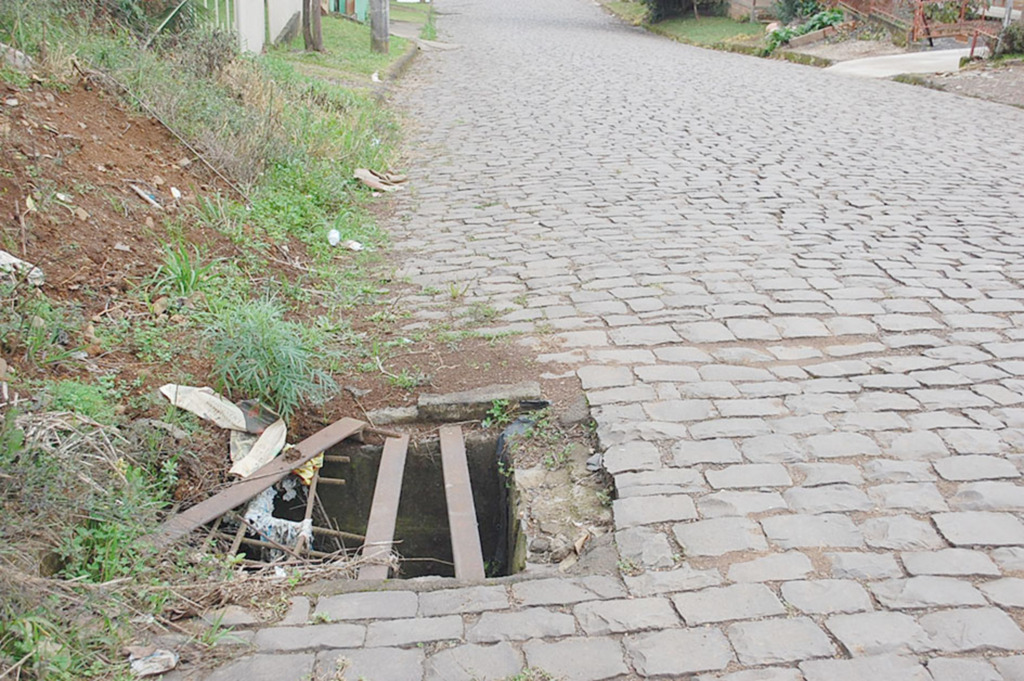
[151,243,219,297]
[47,379,118,423]
[482,399,516,428]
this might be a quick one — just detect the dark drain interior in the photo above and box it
[307,433,524,578]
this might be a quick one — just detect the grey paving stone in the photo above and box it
[512,578,605,606]
[364,616,463,648]
[625,628,734,676]
[253,623,365,652]
[672,583,786,624]
[643,399,714,422]
[707,463,793,489]
[768,414,834,436]
[613,494,697,528]
[824,612,932,656]
[784,484,872,513]
[901,548,1001,576]
[279,597,310,626]
[828,551,902,579]
[614,526,676,569]
[742,435,808,463]
[695,669,803,681]
[867,482,949,513]
[886,431,950,459]
[940,429,1008,455]
[860,515,944,550]
[700,365,775,382]
[624,565,723,596]
[315,591,419,621]
[805,432,881,458]
[601,441,663,474]
[577,365,634,389]
[862,460,935,483]
[994,655,1024,680]
[727,617,835,665]
[523,637,629,681]
[616,468,704,495]
[466,608,575,643]
[677,321,736,344]
[920,607,1024,652]
[869,576,987,608]
[926,657,1002,681]
[993,546,1024,571]
[698,490,787,518]
[673,438,744,465]
[762,514,863,549]
[792,462,863,487]
[781,579,872,614]
[588,385,658,406]
[423,642,522,681]
[690,418,774,440]
[800,654,931,681]
[979,577,1024,608]
[728,552,814,582]
[203,654,316,681]
[574,597,679,635]
[418,586,508,616]
[935,511,1024,546]
[950,481,1024,511]
[674,517,769,556]
[319,648,425,681]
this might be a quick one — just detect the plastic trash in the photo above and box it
[328,229,341,246]
[0,249,44,286]
[343,239,364,251]
[128,648,178,678]
[158,384,247,431]
[229,419,287,478]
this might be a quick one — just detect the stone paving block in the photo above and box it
[624,565,723,596]
[993,655,1024,680]
[625,628,734,676]
[677,321,736,344]
[869,576,987,609]
[558,330,609,348]
[742,435,808,463]
[861,514,944,550]
[680,381,744,399]
[602,441,662,474]
[467,608,575,643]
[781,579,872,614]
[319,648,425,681]
[939,428,1007,455]
[706,463,793,489]
[423,642,522,681]
[901,548,1000,576]
[577,365,634,389]
[365,615,463,648]
[979,577,1024,608]
[418,586,508,616]
[203,654,316,681]
[867,482,949,513]
[728,318,783,340]
[774,317,831,339]
[792,462,863,487]
[862,460,934,483]
[910,389,994,410]
[609,324,681,345]
[690,418,773,440]
[523,637,629,681]
[635,365,701,382]
[672,583,786,625]
[842,412,908,431]
[727,617,835,665]
[616,467,705,494]
[762,513,863,549]
[574,597,679,635]
[935,511,1024,546]
[784,484,872,513]
[673,438,743,465]
[950,481,1024,511]
[695,669,803,681]
[824,611,932,656]
[643,399,714,422]
[727,551,813,582]
[613,494,697,528]
[805,432,881,458]
[675,517,769,556]
[588,385,657,406]
[512,578,603,606]
[315,591,419,621]
[920,607,1024,652]
[253,623,365,652]
[926,657,1002,681]
[699,490,787,518]
[800,654,931,681]
[827,551,902,579]
[886,431,950,459]
[279,597,310,626]
[615,526,675,568]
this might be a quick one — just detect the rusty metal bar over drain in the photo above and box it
[439,425,485,580]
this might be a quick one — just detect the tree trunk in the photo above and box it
[303,0,324,51]
[370,0,389,53]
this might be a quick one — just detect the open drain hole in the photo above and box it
[272,432,525,579]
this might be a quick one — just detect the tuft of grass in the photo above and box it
[604,0,650,24]
[653,15,763,45]
[48,379,118,423]
[151,243,219,297]
[202,298,339,419]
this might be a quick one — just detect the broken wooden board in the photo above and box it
[148,418,366,548]
[358,434,410,581]
[439,425,485,581]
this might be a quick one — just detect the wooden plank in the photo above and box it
[149,418,366,548]
[358,434,410,581]
[439,425,485,581]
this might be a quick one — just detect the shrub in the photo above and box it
[773,0,821,23]
[997,21,1024,56]
[202,298,338,419]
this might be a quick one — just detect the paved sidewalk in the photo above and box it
[182,0,1024,678]
[825,48,983,78]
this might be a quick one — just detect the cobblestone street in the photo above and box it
[189,0,1024,677]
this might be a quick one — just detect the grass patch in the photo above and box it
[653,15,763,45]
[272,14,409,79]
[604,0,650,24]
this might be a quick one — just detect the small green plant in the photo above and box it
[504,670,559,681]
[420,6,437,40]
[202,298,338,419]
[48,379,117,423]
[996,21,1024,56]
[387,368,429,390]
[448,282,470,300]
[616,557,643,575]
[151,243,218,297]
[310,611,333,624]
[195,612,236,648]
[773,0,821,22]
[482,399,515,428]
[763,8,843,53]
[542,445,573,471]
